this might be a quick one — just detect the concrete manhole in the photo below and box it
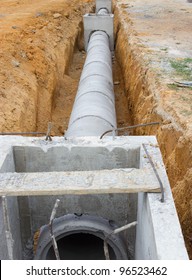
[34,214,128,260]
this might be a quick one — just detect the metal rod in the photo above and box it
[0,132,46,136]
[100,122,160,139]
[142,144,165,202]
[103,239,110,260]
[0,122,53,141]
[113,221,138,235]
[103,221,137,260]
[49,199,60,260]
[45,122,53,141]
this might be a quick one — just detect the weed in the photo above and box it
[161,47,168,52]
[167,83,179,90]
[170,58,192,80]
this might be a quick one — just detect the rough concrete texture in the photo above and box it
[0,154,22,260]
[96,0,112,13]
[0,144,23,259]
[83,13,114,51]
[13,145,140,172]
[0,198,9,259]
[0,135,189,259]
[0,168,161,196]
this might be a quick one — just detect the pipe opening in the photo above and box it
[34,214,129,260]
[97,8,109,15]
[46,233,116,260]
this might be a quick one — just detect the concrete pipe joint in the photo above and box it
[34,214,128,260]
[66,31,116,137]
[97,8,109,15]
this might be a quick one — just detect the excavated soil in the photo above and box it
[0,0,95,134]
[113,0,192,258]
[0,0,192,258]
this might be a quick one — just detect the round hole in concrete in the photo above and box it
[46,232,116,260]
[34,214,128,260]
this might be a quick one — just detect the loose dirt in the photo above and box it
[113,0,192,258]
[0,0,94,133]
[0,0,192,258]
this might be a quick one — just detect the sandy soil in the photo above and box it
[0,0,192,258]
[0,0,94,133]
[113,0,192,258]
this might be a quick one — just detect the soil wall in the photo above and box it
[0,0,95,134]
[113,2,192,258]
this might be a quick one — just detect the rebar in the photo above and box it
[49,199,61,260]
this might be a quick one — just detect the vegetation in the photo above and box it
[170,58,192,80]
[167,83,179,90]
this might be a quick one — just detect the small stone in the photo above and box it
[35,12,44,18]
[114,81,120,85]
[64,13,69,18]
[12,26,17,29]
[20,51,27,58]
[12,59,20,67]
[27,38,33,43]
[53,13,62,19]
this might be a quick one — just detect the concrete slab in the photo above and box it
[0,168,161,196]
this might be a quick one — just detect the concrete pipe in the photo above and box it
[97,8,109,15]
[66,31,116,137]
[34,214,128,260]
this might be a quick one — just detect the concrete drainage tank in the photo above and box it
[65,30,116,137]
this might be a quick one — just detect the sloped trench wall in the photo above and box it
[0,1,95,134]
[113,3,192,258]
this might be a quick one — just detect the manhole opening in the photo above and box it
[46,233,116,260]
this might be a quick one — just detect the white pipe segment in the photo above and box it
[97,8,109,15]
[66,31,116,137]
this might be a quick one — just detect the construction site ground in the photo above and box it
[0,0,191,258]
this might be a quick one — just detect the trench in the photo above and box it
[50,27,132,136]
[40,5,191,257]
[112,4,192,258]
[0,1,191,259]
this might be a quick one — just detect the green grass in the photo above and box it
[167,83,179,90]
[161,47,168,52]
[170,58,192,80]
